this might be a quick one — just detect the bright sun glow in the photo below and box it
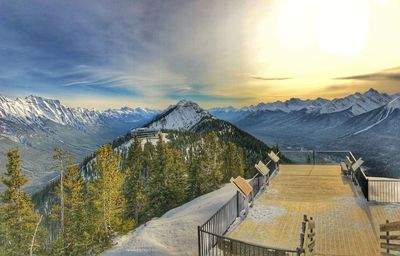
[276,0,369,56]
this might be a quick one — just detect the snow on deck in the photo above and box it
[102,183,236,256]
[228,164,400,256]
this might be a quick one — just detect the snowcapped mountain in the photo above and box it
[338,97,400,137]
[210,88,394,122]
[309,88,393,115]
[208,89,400,178]
[146,100,214,131]
[0,95,158,192]
[329,97,400,177]
[0,95,158,131]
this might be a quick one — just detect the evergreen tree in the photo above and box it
[88,145,133,248]
[52,147,68,238]
[148,135,187,217]
[198,132,223,194]
[63,156,90,255]
[187,147,202,200]
[124,137,146,223]
[0,148,44,256]
[221,142,245,182]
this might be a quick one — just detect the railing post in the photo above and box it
[386,220,390,254]
[198,226,201,256]
[236,191,240,218]
[313,150,316,165]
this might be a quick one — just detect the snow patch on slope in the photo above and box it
[102,184,236,256]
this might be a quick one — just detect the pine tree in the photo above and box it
[52,147,68,238]
[0,148,44,256]
[148,135,187,217]
[88,145,133,248]
[63,156,90,255]
[221,142,244,182]
[124,137,146,223]
[187,147,202,199]
[198,132,223,194]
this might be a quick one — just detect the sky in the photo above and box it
[0,0,400,109]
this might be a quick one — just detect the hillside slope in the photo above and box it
[102,183,236,256]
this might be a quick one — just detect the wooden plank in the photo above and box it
[381,253,398,256]
[308,232,316,239]
[308,239,315,249]
[380,221,400,232]
[308,220,315,230]
[381,243,400,252]
[380,235,400,240]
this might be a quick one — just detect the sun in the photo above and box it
[314,0,369,56]
[276,0,369,56]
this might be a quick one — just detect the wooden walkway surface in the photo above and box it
[228,164,400,256]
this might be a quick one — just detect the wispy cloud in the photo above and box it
[251,76,292,81]
[0,0,253,108]
[334,67,400,81]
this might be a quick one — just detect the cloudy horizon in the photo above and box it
[1,0,400,109]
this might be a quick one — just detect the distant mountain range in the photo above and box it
[0,95,159,192]
[1,88,399,192]
[210,89,400,178]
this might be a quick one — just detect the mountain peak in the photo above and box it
[364,88,380,96]
[147,100,212,131]
[176,99,199,107]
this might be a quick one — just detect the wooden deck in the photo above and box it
[228,164,400,256]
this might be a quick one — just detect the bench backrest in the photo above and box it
[255,161,270,176]
[230,176,253,197]
[268,151,280,163]
[345,156,353,168]
[351,158,364,172]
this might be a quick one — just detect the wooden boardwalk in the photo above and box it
[228,164,400,256]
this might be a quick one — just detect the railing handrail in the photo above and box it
[200,193,236,230]
[199,229,298,253]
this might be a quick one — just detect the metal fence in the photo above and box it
[368,178,400,203]
[198,229,298,256]
[281,150,351,165]
[198,159,299,256]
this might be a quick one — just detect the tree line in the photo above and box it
[0,131,250,255]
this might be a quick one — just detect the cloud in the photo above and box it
[324,85,350,91]
[0,0,255,108]
[334,67,400,81]
[251,76,292,81]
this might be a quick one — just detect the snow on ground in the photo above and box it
[247,204,286,224]
[102,183,236,256]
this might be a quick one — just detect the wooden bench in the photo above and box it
[380,220,400,255]
[340,156,353,176]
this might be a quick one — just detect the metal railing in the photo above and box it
[198,229,298,256]
[198,156,299,255]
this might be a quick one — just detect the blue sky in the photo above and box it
[0,0,249,108]
[1,0,400,109]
